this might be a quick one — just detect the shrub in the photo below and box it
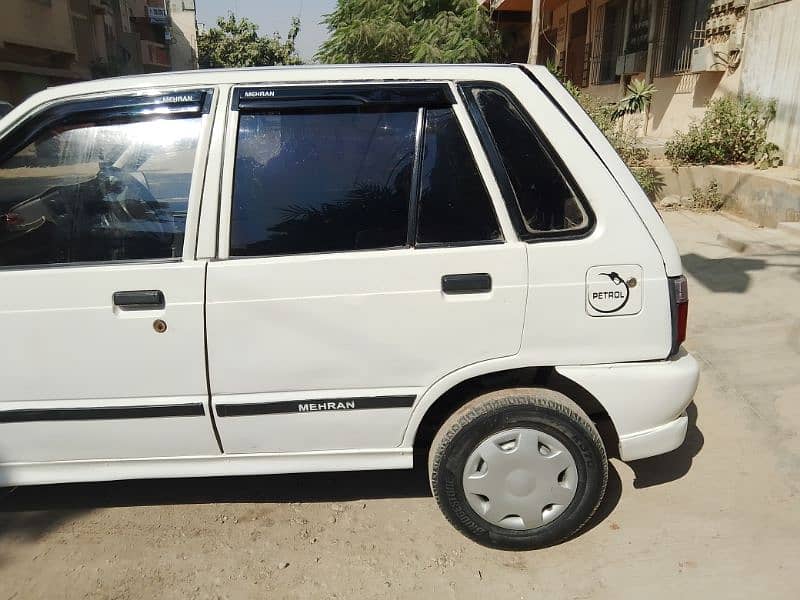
[572,88,663,196]
[546,63,662,197]
[690,179,725,211]
[664,95,781,169]
[630,165,665,198]
[612,79,657,120]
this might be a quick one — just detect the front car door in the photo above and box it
[0,89,219,474]
[205,82,528,454]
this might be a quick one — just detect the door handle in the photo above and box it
[441,273,492,294]
[112,290,165,310]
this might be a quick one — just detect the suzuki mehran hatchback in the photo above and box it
[0,65,698,549]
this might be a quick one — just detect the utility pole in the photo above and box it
[528,0,542,64]
[642,0,661,134]
[618,0,634,97]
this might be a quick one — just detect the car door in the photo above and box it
[0,89,220,466]
[205,82,528,454]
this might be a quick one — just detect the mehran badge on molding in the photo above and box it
[585,265,643,317]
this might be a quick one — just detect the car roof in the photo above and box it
[19,63,533,107]
[0,63,550,140]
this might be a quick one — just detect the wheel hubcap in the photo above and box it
[462,428,578,530]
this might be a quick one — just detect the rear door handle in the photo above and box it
[441,273,492,294]
[113,290,165,310]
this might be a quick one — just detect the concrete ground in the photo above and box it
[1,210,799,600]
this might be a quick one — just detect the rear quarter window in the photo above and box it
[462,84,593,240]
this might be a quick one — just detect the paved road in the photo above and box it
[1,210,799,599]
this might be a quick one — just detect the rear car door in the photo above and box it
[205,82,528,454]
[0,90,220,467]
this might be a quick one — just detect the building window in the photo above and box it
[659,0,711,74]
[564,8,590,86]
[591,0,624,85]
[120,0,132,33]
[627,0,652,53]
[147,6,169,25]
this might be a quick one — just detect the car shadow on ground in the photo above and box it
[0,502,86,544]
[626,401,704,489]
[0,465,433,559]
[0,460,624,552]
[682,249,800,293]
[0,464,432,515]
[682,253,767,293]
[574,460,623,540]
[0,404,702,548]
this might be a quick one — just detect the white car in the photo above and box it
[0,64,698,549]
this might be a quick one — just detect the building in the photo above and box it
[129,0,199,73]
[71,0,144,79]
[0,0,198,106]
[0,0,82,104]
[738,0,800,168]
[484,0,800,167]
[486,0,743,139]
[167,0,199,72]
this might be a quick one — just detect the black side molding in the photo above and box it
[216,395,416,417]
[0,403,205,423]
[441,273,492,294]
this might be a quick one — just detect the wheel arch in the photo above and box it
[406,363,618,455]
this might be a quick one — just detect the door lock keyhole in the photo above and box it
[153,319,167,333]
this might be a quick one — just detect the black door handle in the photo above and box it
[113,290,165,310]
[441,273,492,294]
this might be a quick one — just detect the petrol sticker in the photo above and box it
[586,265,643,317]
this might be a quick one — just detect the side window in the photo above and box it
[231,109,417,257]
[416,108,502,245]
[0,115,201,267]
[467,86,591,236]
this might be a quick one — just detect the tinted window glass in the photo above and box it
[0,116,200,267]
[471,88,589,234]
[231,109,417,257]
[416,108,502,245]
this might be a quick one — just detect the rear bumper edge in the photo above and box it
[618,412,689,461]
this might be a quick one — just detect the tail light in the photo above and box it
[669,275,688,355]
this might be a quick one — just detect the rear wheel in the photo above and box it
[428,388,607,550]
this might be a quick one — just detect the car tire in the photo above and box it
[428,387,608,550]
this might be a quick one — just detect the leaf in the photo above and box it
[316,0,501,64]
[198,12,302,67]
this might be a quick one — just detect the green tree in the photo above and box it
[316,0,501,64]
[198,13,301,68]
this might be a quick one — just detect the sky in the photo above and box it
[195,0,338,62]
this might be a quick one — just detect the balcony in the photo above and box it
[146,6,169,25]
[141,40,170,68]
